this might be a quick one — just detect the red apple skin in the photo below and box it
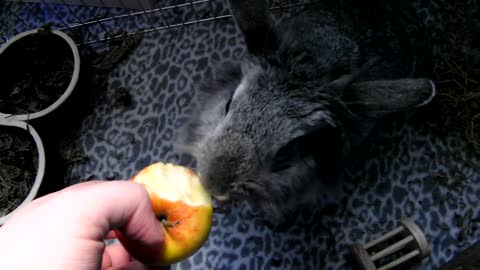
[130,162,213,265]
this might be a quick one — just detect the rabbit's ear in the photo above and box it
[345,78,436,117]
[227,0,278,55]
[271,122,342,181]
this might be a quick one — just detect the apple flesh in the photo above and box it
[131,162,213,265]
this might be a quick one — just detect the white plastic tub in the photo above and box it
[0,29,81,121]
[0,29,80,224]
[0,121,45,224]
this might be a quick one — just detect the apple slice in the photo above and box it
[131,162,212,265]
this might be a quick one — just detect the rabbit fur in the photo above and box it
[177,0,436,224]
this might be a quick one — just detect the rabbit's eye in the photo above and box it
[225,99,232,115]
[271,146,294,172]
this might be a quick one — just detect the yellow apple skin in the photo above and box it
[131,162,213,265]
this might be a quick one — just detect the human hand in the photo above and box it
[0,181,170,270]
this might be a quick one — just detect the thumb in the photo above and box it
[70,181,165,264]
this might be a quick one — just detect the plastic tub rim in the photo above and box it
[0,29,81,121]
[0,120,46,225]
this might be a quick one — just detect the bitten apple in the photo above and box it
[131,162,213,265]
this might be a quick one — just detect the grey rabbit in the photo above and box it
[177,0,436,224]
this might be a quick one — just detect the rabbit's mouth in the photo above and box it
[212,189,246,203]
[209,181,257,205]
[214,194,230,202]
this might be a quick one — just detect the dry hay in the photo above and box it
[428,1,480,154]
